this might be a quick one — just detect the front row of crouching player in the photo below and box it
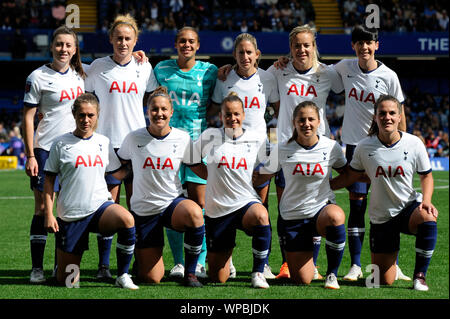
[43,91,437,291]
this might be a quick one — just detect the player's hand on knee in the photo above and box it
[420,201,438,219]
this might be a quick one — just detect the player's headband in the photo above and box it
[351,26,378,43]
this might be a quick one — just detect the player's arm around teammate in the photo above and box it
[257,101,347,289]
[43,93,138,289]
[117,87,205,287]
[192,93,271,288]
[330,95,438,291]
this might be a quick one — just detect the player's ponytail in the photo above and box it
[368,95,403,137]
[52,26,86,79]
[288,101,320,144]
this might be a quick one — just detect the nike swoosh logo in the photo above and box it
[137,145,145,148]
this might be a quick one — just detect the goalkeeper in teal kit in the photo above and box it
[154,27,218,279]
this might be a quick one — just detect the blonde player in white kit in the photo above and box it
[85,14,158,206]
[43,93,138,290]
[85,14,158,277]
[333,26,408,281]
[23,26,85,284]
[331,95,438,291]
[192,93,272,289]
[256,101,347,289]
[117,87,205,287]
[267,25,344,279]
[211,33,280,279]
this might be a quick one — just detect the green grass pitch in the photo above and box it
[0,169,448,300]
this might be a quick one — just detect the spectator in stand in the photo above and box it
[438,9,449,30]
[240,20,249,33]
[425,130,441,158]
[8,126,25,169]
[437,132,449,157]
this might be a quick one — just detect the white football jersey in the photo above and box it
[350,132,431,224]
[212,68,279,140]
[333,59,404,145]
[44,132,121,222]
[24,65,84,151]
[117,127,194,216]
[261,136,347,220]
[193,128,265,218]
[85,56,158,148]
[267,62,343,144]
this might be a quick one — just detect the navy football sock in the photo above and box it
[325,225,346,276]
[30,215,47,269]
[116,227,136,276]
[252,225,271,273]
[97,233,113,267]
[347,198,367,266]
[313,236,321,266]
[184,225,205,276]
[414,221,437,276]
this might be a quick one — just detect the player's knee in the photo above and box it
[254,210,269,226]
[187,205,204,227]
[140,273,162,284]
[326,207,345,226]
[120,210,135,228]
[292,271,313,285]
[419,209,437,223]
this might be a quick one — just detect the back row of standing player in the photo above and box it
[23,13,437,290]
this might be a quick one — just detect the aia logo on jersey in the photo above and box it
[292,163,324,176]
[348,88,376,104]
[375,165,405,178]
[142,157,174,170]
[109,81,138,94]
[75,155,103,168]
[243,96,261,109]
[287,84,317,97]
[217,156,247,170]
[59,86,84,102]
[169,91,201,106]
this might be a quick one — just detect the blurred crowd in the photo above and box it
[1,0,448,33]
[339,0,448,33]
